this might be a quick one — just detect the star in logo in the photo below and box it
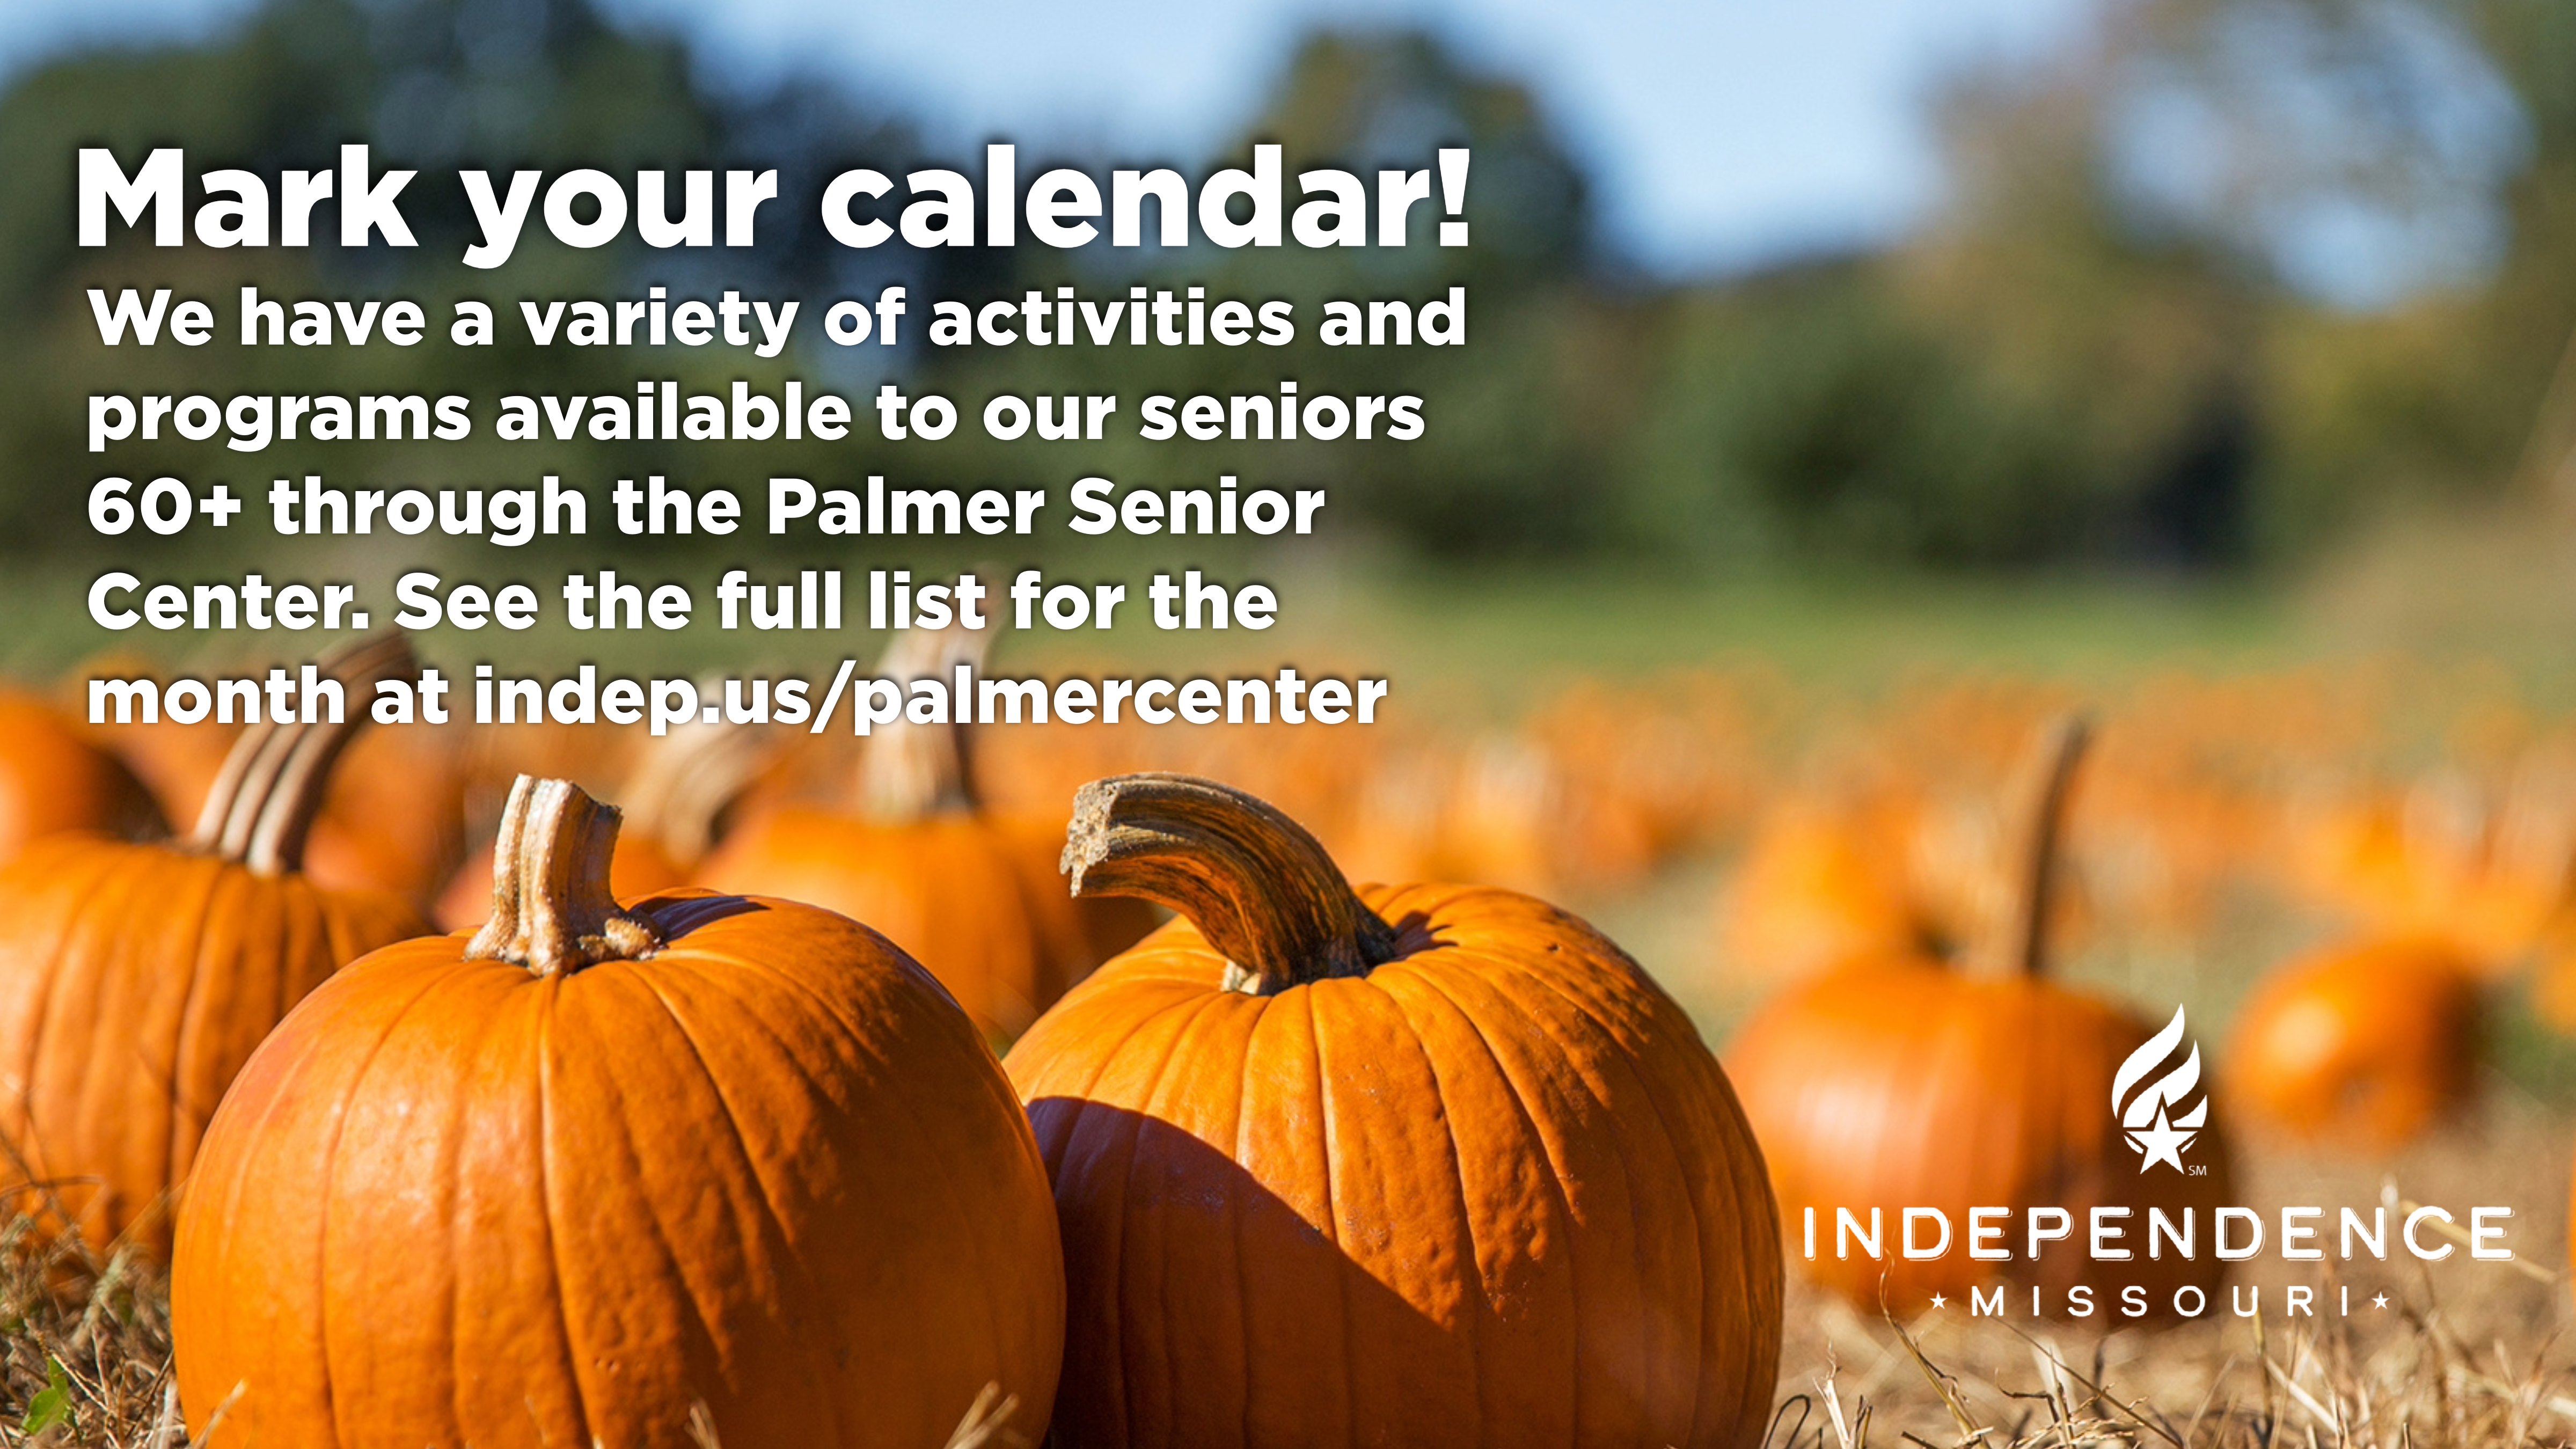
[2127,1102,2197,1173]
[2372,1292,2389,1309]
[2113,1006,2209,1173]
[1929,1293,1946,1309]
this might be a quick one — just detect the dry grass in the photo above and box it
[1784,1275,2576,1449]
[0,1226,1032,1448]
[0,1225,174,1448]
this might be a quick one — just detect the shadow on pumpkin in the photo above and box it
[1029,1097,1489,1447]
[1025,1098,1742,1449]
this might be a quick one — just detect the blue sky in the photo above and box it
[0,0,2102,276]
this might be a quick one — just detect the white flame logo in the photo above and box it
[2111,1006,2207,1173]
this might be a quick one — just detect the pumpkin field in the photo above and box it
[0,531,2566,1447]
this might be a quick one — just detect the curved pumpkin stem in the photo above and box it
[1063,773,1398,994]
[189,632,416,876]
[467,776,662,975]
[861,618,990,824]
[2012,712,2093,979]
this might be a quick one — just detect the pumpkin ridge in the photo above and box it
[577,973,783,1444]
[621,962,865,1435]
[312,953,475,1447]
[1030,975,1226,1166]
[1349,973,1492,1446]
[1224,983,1265,1449]
[20,852,131,1218]
[1391,958,1594,1438]
[531,977,611,1448]
[553,971,788,1443]
[0,846,97,1145]
[438,969,500,1440]
[1146,983,1267,1446]
[64,850,214,1242]
[649,904,1006,1133]
[11,844,132,1195]
[1438,938,1747,1440]
[1375,968,1556,1446]
[615,970,807,1408]
[160,854,251,1218]
[1299,983,1368,1449]
[1454,949,1711,1435]
[1116,985,1243,1443]
[647,918,1043,1429]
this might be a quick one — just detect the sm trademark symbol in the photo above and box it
[2187,1165,2209,1176]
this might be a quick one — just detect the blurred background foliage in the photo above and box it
[2,0,2572,585]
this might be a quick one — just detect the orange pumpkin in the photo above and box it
[171,777,1065,1448]
[2225,935,2479,1150]
[106,710,239,829]
[298,720,467,909]
[1005,774,1781,1449]
[0,688,161,861]
[0,636,423,1256]
[1721,791,1942,979]
[706,626,1154,1041]
[1726,717,2235,1313]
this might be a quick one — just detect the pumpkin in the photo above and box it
[705,625,1154,1042]
[0,688,161,862]
[171,776,1066,1448]
[1726,716,2235,1312]
[0,636,424,1256]
[2225,935,2479,1150]
[1721,791,1942,981]
[298,720,468,910]
[1004,773,1781,1449]
[105,709,238,830]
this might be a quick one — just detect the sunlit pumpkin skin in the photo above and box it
[172,777,1065,1449]
[2226,935,2479,1151]
[0,690,162,862]
[1725,716,2235,1313]
[1005,774,1782,1449]
[0,639,422,1256]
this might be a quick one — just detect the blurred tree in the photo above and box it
[0,0,926,574]
[1,0,2568,595]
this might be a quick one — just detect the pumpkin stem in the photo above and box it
[860,618,989,824]
[1063,773,1399,994]
[466,776,662,975]
[188,632,416,876]
[2012,712,2093,979]
[619,701,775,863]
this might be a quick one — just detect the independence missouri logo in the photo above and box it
[2113,1007,2208,1173]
